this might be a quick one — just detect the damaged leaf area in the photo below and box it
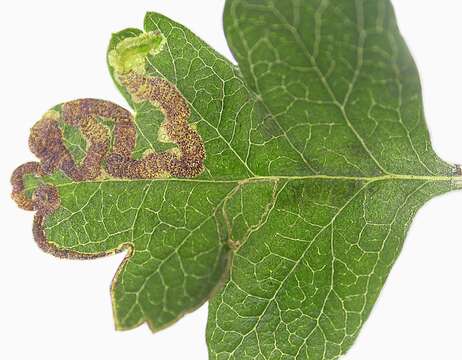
[11,14,255,331]
[10,2,462,360]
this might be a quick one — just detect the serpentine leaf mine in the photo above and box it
[11,28,217,330]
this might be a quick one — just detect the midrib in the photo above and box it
[42,172,459,189]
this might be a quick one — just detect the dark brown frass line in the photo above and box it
[11,72,206,259]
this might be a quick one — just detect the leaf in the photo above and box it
[206,0,461,359]
[9,2,461,359]
[10,13,263,332]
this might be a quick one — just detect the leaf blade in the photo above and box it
[222,0,451,177]
[206,1,458,358]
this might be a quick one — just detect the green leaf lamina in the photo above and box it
[206,0,460,359]
[10,2,462,359]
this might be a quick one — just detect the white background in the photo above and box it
[1,1,461,359]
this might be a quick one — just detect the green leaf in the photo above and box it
[10,2,462,359]
[11,13,263,332]
[206,0,460,359]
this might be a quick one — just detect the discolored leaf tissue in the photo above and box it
[11,1,461,359]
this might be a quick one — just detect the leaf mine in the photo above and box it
[10,19,223,331]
